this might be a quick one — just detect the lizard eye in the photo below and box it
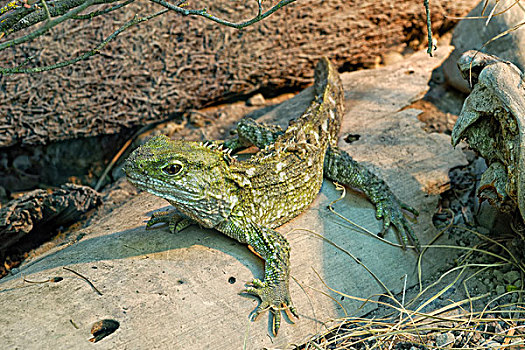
[162,161,183,176]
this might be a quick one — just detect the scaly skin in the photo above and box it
[124,58,419,335]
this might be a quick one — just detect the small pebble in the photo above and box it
[13,155,31,171]
[493,270,505,283]
[247,93,266,106]
[495,285,505,295]
[481,340,502,348]
[503,270,520,284]
[435,332,455,347]
[381,51,404,65]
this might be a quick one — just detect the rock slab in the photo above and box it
[0,46,467,349]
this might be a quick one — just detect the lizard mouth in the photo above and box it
[122,160,136,178]
[124,171,156,192]
[125,166,206,205]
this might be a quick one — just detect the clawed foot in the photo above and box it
[375,197,420,251]
[146,210,194,233]
[241,278,298,336]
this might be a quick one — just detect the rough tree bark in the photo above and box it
[0,0,478,147]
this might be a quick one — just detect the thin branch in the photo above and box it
[0,0,96,50]
[424,0,434,56]
[0,3,39,33]
[41,0,52,21]
[72,0,134,20]
[1,0,117,34]
[0,0,297,73]
[63,266,103,296]
[148,0,296,29]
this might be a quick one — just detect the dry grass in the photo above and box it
[300,302,524,349]
[299,193,525,349]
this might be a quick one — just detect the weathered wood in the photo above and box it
[0,183,101,252]
[0,0,477,147]
[452,51,525,223]
[0,43,468,349]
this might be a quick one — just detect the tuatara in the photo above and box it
[124,58,418,335]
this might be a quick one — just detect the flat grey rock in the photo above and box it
[0,45,467,349]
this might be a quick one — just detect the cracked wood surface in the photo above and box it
[0,44,468,349]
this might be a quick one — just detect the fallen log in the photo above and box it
[0,0,477,147]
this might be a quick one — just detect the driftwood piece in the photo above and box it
[0,0,477,147]
[451,50,525,222]
[0,183,102,252]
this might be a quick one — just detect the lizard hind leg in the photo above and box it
[223,118,284,152]
[324,146,420,251]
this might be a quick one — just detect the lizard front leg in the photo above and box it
[324,146,420,251]
[217,218,298,335]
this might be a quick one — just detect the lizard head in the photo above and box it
[123,134,239,228]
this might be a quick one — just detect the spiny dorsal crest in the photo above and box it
[199,141,236,163]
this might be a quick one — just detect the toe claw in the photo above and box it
[374,196,419,252]
[241,277,296,336]
[271,308,281,336]
[284,304,299,321]
[241,286,260,297]
[248,278,265,288]
[145,210,195,233]
[401,202,419,217]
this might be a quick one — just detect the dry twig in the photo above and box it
[63,266,103,295]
